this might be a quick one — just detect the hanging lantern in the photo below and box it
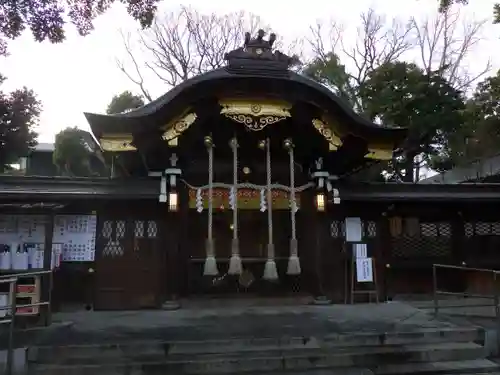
[315,192,326,212]
[158,153,182,211]
[311,157,341,212]
[168,191,178,212]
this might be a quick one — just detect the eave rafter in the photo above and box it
[161,112,198,147]
[97,112,198,152]
[100,134,136,152]
[311,118,394,160]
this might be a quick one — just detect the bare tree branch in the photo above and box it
[305,9,415,112]
[411,8,491,91]
[117,6,274,99]
[116,30,153,101]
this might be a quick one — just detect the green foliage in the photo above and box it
[53,127,93,176]
[303,53,359,111]
[456,70,500,161]
[359,62,465,178]
[0,77,40,172]
[439,0,500,23]
[106,91,145,114]
[0,0,159,54]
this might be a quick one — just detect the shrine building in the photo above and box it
[1,30,500,314]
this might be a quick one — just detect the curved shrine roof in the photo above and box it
[85,30,408,148]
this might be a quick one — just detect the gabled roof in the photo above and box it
[419,154,500,184]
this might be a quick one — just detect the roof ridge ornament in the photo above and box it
[224,30,299,74]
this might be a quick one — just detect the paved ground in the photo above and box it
[0,299,488,350]
[33,302,460,345]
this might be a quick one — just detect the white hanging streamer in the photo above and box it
[263,139,278,281]
[203,138,218,276]
[228,138,242,275]
[260,189,267,212]
[287,143,300,275]
[159,176,167,203]
[196,189,203,213]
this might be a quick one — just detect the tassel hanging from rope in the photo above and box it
[285,139,300,275]
[203,135,218,276]
[261,138,278,281]
[228,137,242,275]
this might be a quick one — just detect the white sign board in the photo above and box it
[345,217,362,242]
[356,257,374,283]
[53,215,97,262]
[354,243,368,259]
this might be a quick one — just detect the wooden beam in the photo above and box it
[41,213,55,326]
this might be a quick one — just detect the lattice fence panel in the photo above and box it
[102,220,126,258]
[391,222,452,258]
[330,220,377,239]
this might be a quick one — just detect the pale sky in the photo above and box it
[0,0,498,142]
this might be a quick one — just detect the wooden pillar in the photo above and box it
[377,212,391,302]
[300,189,319,296]
[41,212,54,326]
[162,184,186,303]
[451,208,466,292]
[179,183,190,297]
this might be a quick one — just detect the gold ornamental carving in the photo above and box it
[162,112,198,146]
[100,135,136,152]
[219,100,291,131]
[366,147,393,161]
[311,119,343,151]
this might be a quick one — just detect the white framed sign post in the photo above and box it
[344,217,379,304]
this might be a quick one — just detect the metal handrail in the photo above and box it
[432,263,500,351]
[0,270,54,375]
[0,269,52,279]
[432,263,500,315]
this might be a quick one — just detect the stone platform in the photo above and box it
[44,301,459,345]
[4,301,500,374]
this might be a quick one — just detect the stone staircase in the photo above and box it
[25,326,500,374]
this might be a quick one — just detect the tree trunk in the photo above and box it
[402,152,416,182]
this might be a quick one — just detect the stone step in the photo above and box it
[28,326,483,362]
[28,342,486,374]
[374,358,500,374]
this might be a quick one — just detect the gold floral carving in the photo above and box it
[161,112,198,146]
[219,100,291,131]
[311,119,343,151]
[366,148,393,160]
[100,135,136,152]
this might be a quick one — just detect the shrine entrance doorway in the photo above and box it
[94,213,166,310]
[186,188,303,297]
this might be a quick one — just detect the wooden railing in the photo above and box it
[0,270,53,375]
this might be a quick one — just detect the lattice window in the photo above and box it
[330,220,375,239]
[330,221,340,238]
[102,220,125,257]
[391,221,451,258]
[465,222,474,237]
[421,223,438,237]
[464,222,500,236]
[147,221,157,238]
[438,223,451,237]
[363,221,377,238]
[476,222,491,236]
[134,221,145,238]
[102,220,112,239]
[492,223,500,235]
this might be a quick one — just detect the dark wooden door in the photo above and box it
[94,216,165,310]
[239,210,266,258]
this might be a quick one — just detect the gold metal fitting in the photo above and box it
[258,139,267,150]
[204,135,213,148]
[229,138,238,148]
[283,138,293,150]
